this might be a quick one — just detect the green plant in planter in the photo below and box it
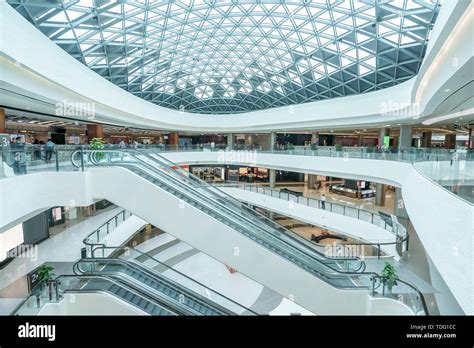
[37,264,56,288]
[366,146,374,153]
[89,137,105,160]
[381,262,398,292]
[335,144,343,151]
[286,143,295,150]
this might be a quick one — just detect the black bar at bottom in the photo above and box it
[0,315,472,346]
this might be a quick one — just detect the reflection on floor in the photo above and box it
[0,206,124,314]
[0,209,313,315]
[260,181,395,215]
[135,232,313,315]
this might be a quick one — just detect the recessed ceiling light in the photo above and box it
[444,88,451,92]
[385,124,390,127]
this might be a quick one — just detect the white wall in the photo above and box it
[0,223,24,261]
[39,293,148,315]
[0,172,95,233]
[89,166,396,315]
[162,151,473,314]
[367,296,414,316]
[220,187,398,258]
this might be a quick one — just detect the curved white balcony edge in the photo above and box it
[0,170,413,315]
[220,186,398,258]
[161,151,473,315]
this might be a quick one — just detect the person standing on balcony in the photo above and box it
[320,194,326,210]
[44,139,56,163]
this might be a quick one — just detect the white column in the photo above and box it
[398,125,413,150]
[227,133,233,149]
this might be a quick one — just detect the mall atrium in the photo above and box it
[0,0,472,322]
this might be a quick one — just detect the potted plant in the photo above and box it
[37,264,56,289]
[381,262,398,293]
[335,144,343,151]
[286,143,295,150]
[366,146,374,153]
[89,137,105,161]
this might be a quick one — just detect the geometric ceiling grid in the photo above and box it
[7,0,441,114]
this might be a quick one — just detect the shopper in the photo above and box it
[320,194,326,210]
[44,139,56,163]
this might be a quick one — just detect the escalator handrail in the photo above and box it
[87,246,258,314]
[102,149,364,269]
[87,153,365,275]
[54,274,179,315]
[75,150,425,313]
[76,264,211,316]
[75,257,249,315]
[114,160,366,276]
[137,149,364,264]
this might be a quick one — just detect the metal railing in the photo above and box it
[215,182,409,259]
[215,181,398,233]
[83,209,133,257]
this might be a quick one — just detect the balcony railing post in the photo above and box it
[80,146,85,171]
[55,150,59,172]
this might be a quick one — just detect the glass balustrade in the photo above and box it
[76,251,256,315]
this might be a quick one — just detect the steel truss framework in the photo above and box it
[8,0,441,114]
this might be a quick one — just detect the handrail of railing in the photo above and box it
[10,279,52,315]
[77,149,367,273]
[83,209,132,256]
[371,275,429,316]
[133,149,367,264]
[74,257,254,315]
[53,274,179,315]
[215,181,398,234]
[216,181,410,258]
[91,247,259,311]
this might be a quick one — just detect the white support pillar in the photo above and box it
[227,133,234,149]
[398,125,413,150]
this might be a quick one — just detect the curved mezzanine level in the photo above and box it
[0,148,471,315]
[161,149,473,315]
[0,167,415,316]
[0,0,473,132]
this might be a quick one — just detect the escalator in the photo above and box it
[73,149,368,288]
[74,258,252,316]
[71,148,427,314]
[55,275,178,315]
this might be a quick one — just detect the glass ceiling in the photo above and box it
[8,0,441,114]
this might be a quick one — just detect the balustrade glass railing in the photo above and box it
[83,209,133,257]
[5,146,428,315]
[75,254,255,315]
[215,181,397,233]
[2,144,472,204]
[72,149,368,276]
